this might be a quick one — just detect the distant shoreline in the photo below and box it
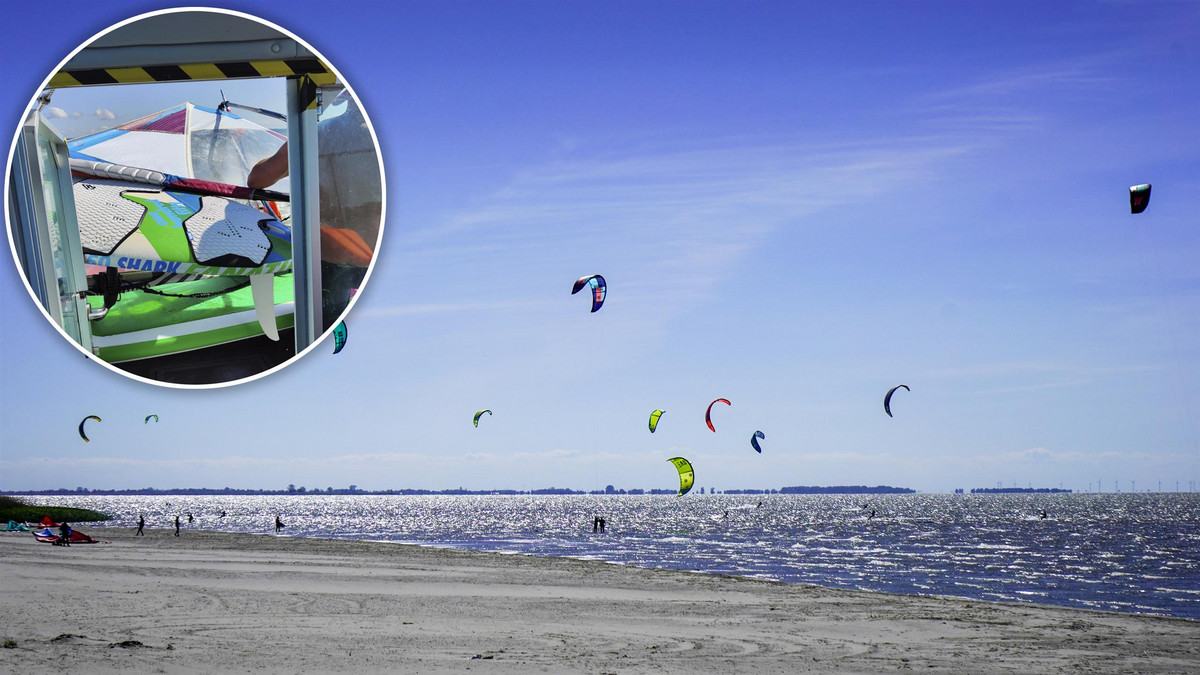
[3,484,924,497]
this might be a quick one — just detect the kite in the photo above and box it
[78,415,101,442]
[705,398,731,432]
[571,274,606,313]
[751,430,765,454]
[667,457,694,497]
[473,409,492,427]
[333,321,348,354]
[648,409,665,433]
[144,414,158,424]
[884,385,910,418]
[1130,184,1151,214]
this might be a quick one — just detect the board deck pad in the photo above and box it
[183,196,272,266]
[74,181,150,254]
[74,177,291,276]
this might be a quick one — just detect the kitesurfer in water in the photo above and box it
[1040,510,1048,520]
[188,512,194,524]
[174,515,181,537]
[135,514,144,536]
[275,515,285,533]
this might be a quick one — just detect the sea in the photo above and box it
[15,492,1200,622]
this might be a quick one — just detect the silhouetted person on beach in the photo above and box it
[593,516,599,533]
[599,517,606,533]
[275,515,285,533]
[188,513,194,524]
[135,515,144,536]
[174,515,181,536]
[59,521,72,546]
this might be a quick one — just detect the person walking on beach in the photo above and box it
[275,515,285,533]
[59,521,72,546]
[174,515,181,537]
[135,514,144,536]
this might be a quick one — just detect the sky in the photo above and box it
[2,1,1198,494]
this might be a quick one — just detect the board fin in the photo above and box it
[249,273,279,341]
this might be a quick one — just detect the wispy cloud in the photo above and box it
[386,136,974,325]
[44,106,68,119]
[94,108,115,120]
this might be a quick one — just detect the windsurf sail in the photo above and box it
[68,102,289,195]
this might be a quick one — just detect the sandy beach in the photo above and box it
[0,529,1196,674]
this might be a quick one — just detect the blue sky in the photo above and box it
[2,1,1198,494]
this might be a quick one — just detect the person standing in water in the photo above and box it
[275,515,285,533]
[135,514,144,536]
[174,515,181,536]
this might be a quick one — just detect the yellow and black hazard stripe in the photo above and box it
[50,58,337,89]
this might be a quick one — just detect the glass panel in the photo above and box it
[317,86,382,330]
[34,120,90,348]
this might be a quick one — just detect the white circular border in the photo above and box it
[3,6,387,390]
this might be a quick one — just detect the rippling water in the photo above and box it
[18,493,1200,621]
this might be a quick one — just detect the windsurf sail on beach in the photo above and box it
[667,457,695,496]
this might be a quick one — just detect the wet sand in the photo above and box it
[1,528,1197,673]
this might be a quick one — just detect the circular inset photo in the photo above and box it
[5,8,384,387]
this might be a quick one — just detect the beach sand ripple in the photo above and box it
[1,530,1197,673]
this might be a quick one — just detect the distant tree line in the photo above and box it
[969,488,1073,494]
[778,485,917,494]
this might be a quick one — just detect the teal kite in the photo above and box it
[333,321,348,354]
